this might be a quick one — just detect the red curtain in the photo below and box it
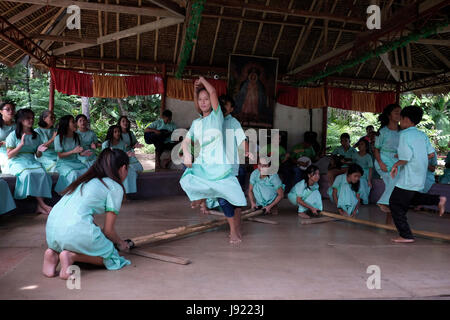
[50,68,93,97]
[327,87,353,110]
[276,84,298,107]
[125,74,165,96]
[375,91,396,113]
[206,78,227,97]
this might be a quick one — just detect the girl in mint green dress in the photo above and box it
[0,178,15,215]
[54,115,89,193]
[327,164,363,217]
[5,109,53,214]
[351,139,373,205]
[35,110,58,173]
[102,125,140,194]
[0,101,16,174]
[180,77,246,244]
[118,116,144,172]
[288,165,323,218]
[248,157,285,214]
[374,104,401,215]
[76,114,100,168]
[43,148,131,279]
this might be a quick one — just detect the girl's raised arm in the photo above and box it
[199,77,219,111]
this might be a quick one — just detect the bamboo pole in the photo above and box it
[129,208,265,247]
[129,249,191,265]
[320,211,450,242]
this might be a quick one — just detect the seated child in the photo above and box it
[288,165,323,219]
[248,157,285,215]
[327,163,364,217]
[327,133,357,185]
[351,139,373,205]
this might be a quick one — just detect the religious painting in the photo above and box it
[228,54,278,128]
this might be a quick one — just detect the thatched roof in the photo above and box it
[0,0,449,93]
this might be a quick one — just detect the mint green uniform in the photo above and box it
[180,106,246,207]
[249,169,285,207]
[46,177,131,270]
[374,126,400,205]
[35,127,58,173]
[351,152,373,204]
[223,114,246,177]
[0,124,15,173]
[146,119,177,143]
[422,151,438,193]
[288,180,322,213]
[121,131,144,172]
[332,145,357,168]
[5,132,52,199]
[327,173,360,216]
[0,178,15,215]
[439,152,450,184]
[102,140,141,194]
[396,127,435,192]
[76,129,98,167]
[54,135,88,193]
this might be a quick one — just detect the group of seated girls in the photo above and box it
[0,101,144,216]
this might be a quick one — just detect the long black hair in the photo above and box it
[357,138,370,153]
[104,125,122,148]
[117,116,134,147]
[14,108,37,139]
[38,110,54,128]
[378,103,401,129]
[62,148,129,197]
[57,115,80,145]
[302,165,320,190]
[0,101,15,129]
[347,163,364,193]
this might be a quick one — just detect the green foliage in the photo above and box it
[1,63,161,154]
[327,108,379,150]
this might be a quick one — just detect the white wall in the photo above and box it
[165,98,324,150]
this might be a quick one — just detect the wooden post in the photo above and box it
[160,63,167,117]
[322,78,329,150]
[81,97,90,120]
[395,82,401,104]
[48,56,56,112]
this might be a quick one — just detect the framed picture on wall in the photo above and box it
[228,54,278,128]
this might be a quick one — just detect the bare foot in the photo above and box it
[229,235,242,245]
[191,200,201,209]
[377,204,391,213]
[59,250,76,280]
[199,201,208,215]
[42,248,59,278]
[36,204,49,215]
[391,237,415,243]
[438,196,447,217]
[298,212,310,219]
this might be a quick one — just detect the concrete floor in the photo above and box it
[0,196,449,300]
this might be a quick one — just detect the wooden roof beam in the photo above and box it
[425,44,450,69]
[391,65,444,73]
[232,0,248,54]
[3,0,180,18]
[51,17,184,56]
[202,13,361,33]
[29,34,97,44]
[271,0,294,57]
[209,7,223,65]
[412,39,450,46]
[147,0,185,18]
[251,0,270,55]
[8,4,43,24]
[205,0,365,25]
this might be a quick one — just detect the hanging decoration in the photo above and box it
[175,0,206,79]
[294,19,450,87]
